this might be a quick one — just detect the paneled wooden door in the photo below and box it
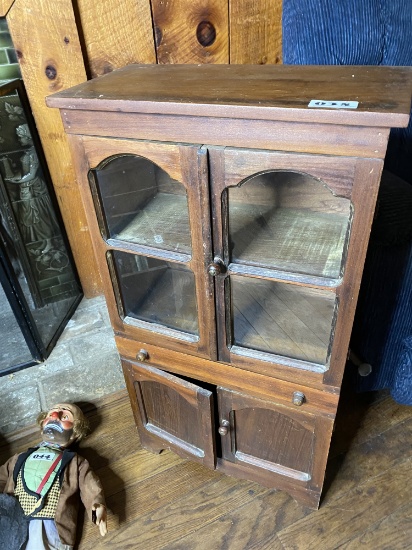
[122,359,216,469]
[217,387,334,507]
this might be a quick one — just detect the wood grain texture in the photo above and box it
[229,0,282,64]
[0,0,13,16]
[6,0,101,296]
[45,62,412,517]
[116,335,340,414]
[75,0,156,78]
[151,0,229,64]
[46,64,412,128]
[1,390,410,550]
[58,110,391,159]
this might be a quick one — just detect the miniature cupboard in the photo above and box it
[47,64,412,507]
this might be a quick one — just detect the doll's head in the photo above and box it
[37,403,90,448]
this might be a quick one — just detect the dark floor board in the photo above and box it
[79,461,227,549]
[277,458,412,549]
[85,475,268,550]
[165,488,310,550]
[322,417,412,506]
[95,448,185,498]
[350,394,412,445]
[337,500,412,550]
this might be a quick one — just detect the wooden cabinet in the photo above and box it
[47,64,412,508]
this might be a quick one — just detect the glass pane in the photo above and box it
[3,239,78,345]
[231,275,336,365]
[228,171,352,279]
[110,250,198,336]
[91,155,191,255]
[0,281,33,372]
[0,84,81,351]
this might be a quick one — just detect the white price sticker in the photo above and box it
[308,100,358,109]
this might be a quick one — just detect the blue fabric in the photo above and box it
[282,0,412,184]
[392,337,412,404]
[283,1,412,66]
[283,0,412,403]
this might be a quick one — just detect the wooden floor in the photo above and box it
[1,388,411,550]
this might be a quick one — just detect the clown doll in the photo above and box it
[0,403,107,550]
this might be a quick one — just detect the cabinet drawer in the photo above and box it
[116,335,340,417]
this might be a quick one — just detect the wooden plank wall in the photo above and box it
[1,0,282,295]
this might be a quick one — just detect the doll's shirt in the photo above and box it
[23,446,62,495]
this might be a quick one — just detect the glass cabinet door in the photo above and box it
[210,148,354,372]
[230,275,336,365]
[82,140,215,358]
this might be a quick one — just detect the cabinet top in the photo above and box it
[47,64,412,128]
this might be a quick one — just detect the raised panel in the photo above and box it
[216,387,335,508]
[218,388,316,482]
[233,406,313,480]
[122,359,216,469]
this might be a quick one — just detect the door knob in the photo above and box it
[218,419,230,435]
[208,262,222,276]
[292,391,305,406]
[208,257,225,276]
[136,349,149,362]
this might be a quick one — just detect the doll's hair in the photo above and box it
[37,404,91,442]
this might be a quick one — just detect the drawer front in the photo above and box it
[116,335,340,418]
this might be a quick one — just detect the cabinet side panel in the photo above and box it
[325,157,384,387]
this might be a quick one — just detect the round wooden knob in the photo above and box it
[292,391,305,406]
[136,349,148,362]
[208,262,222,276]
[218,420,230,435]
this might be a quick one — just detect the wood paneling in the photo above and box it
[6,0,101,296]
[75,0,156,78]
[0,0,13,16]
[229,0,282,64]
[150,0,229,64]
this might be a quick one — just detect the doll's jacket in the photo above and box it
[0,448,105,547]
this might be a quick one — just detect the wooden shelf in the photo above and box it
[230,205,350,279]
[115,193,191,255]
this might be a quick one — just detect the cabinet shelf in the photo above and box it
[229,205,350,280]
[107,192,192,255]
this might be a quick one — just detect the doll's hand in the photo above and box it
[92,503,108,536]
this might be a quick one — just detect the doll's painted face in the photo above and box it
[41,403,81,447]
